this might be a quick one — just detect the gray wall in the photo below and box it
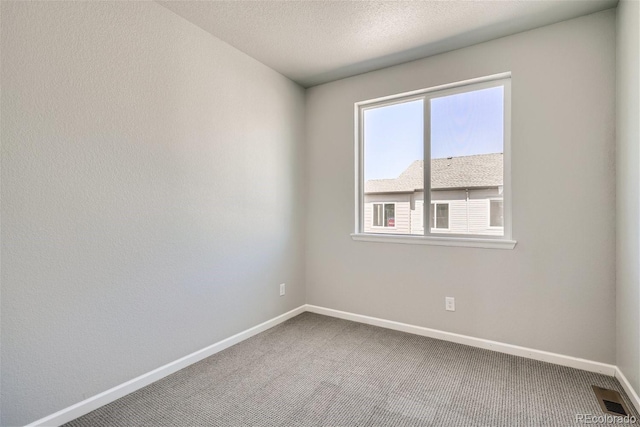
[0,2,305,425]
[616,0,640,398]
[305,11,616,364]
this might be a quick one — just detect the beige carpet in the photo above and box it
[65,312,638,426]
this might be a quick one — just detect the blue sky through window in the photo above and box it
[364,86,503,181]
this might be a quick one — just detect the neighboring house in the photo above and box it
[364,153,504,236]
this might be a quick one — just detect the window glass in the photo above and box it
[384,204,395,227]
[430,86,504,236]
[363,99,423,235]
[430,203,449,229]
[372,203,395,227]
[436,204,449,229]
[490,200,504,227]
[373,204,383,227]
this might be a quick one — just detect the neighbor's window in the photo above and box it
[373,203,395,227]
[356,73,511,243]
[430,203,450,230]
[489,200,504,228]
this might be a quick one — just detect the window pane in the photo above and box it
[384,204,395,227]
[490,200,504,227]
[373,204,383,227]
[430,86,504,236]
[363,100,423,235]
[436,204,449,229]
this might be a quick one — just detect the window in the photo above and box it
[490,200,504,227]
[430,203,449,230]
[373,203,395,227]
[354,73,514,249]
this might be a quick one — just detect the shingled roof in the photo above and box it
[365,153,503,194]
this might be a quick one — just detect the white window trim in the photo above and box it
[488,198,505,229]
[353,72,515,249]
[350,233,517,249]
[430,201,451,232]
[371,202,397,229]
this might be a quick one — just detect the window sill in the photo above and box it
[350,233,517,250]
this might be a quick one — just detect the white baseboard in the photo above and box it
[26,305,306,427]
[615,367,640,414]
[305,304,617,376]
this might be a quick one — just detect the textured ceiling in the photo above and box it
[158,0,618,87]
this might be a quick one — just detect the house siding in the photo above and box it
[364,188,503,236]
[411,199,424,234]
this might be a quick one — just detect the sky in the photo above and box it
[364,86,504,181]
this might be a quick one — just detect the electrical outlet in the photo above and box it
[279,283,286,296]
[445,297,455,312]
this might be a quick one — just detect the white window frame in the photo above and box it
[488,198,505,229]
[371,202,397,229]
[352,73,516,250]
[431,202,451,231]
